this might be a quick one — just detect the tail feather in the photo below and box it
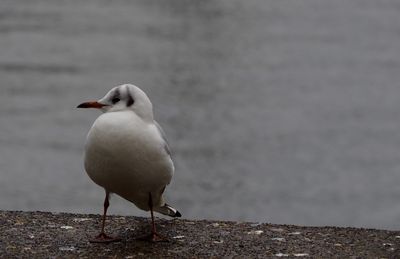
[155,203,182,217]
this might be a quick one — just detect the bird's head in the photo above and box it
[77,84,154,121]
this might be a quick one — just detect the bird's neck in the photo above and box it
[135,102,154,123]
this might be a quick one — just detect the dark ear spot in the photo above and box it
[127,92,134,107]
[111,89,121,104]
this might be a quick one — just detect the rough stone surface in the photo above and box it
[0,211,399,258]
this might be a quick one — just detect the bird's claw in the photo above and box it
[137,232,168,243]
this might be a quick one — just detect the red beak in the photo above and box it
[77,101,108,109]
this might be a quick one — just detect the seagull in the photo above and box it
[77,84,181,243]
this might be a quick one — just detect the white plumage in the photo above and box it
[78,83,180,242]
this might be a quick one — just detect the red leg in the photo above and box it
[90,190,121,243]
[137,193,168,242]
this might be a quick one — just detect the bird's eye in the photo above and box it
[112,97,120,104]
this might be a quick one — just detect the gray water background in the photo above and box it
[1,0,400,230]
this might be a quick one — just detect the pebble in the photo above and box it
[247,230,264,235]
[293,253,309,257]
[59,246,75,252]
[60,226,73,230]
[72,218,91,222]
[250,222,262,227]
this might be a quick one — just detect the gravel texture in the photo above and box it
[0,211,399,258]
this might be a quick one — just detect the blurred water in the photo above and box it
[1,0,400,229]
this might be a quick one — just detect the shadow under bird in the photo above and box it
[77,84,181,243]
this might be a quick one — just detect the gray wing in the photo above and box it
[154,121,171,156]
